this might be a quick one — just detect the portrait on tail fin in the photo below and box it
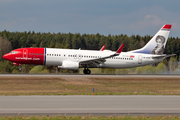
[151,35,165,55]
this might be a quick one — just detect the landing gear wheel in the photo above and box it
[83,69,87,74]
[83,68,91,74]
[86,69,91,74]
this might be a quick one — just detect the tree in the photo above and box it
[155,62,167,74]
[169,57,178,71]
[29,66,43,74]
[139,40,145,48]
[49,41,55,48]
[0,36,12,61]
[111,37,119,51]
[65,33,72,49]
[106,34,112,50]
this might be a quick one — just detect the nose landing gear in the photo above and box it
[83,68,91,74]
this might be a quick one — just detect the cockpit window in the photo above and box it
[10,51,18,54]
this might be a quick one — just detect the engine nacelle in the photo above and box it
[58,61,79,70]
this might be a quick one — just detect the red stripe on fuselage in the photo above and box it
[3,48,45,65]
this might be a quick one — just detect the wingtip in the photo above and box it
[100,45,106,51]
[116,43,124,54]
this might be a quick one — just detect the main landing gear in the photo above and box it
[83,68,91,74]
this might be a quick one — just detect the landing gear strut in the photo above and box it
[19,64,21,71]
[83,68,91,74]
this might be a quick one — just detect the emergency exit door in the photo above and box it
[138,55,142,64]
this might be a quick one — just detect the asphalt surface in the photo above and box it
[0,74,180,78]
[0,95,180,116]
[1,74,180,116]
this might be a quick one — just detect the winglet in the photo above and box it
[116,44,124,54]
[162,24,172,30]
[100,45,106,51]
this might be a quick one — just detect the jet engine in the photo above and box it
[58,61,79,70]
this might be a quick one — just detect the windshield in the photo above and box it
[10,51,18,54]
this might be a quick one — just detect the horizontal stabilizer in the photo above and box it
[152,54,176,59]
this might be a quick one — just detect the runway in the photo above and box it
[0,74,180,116]
[0,74,180,78]
[0,95,180,116]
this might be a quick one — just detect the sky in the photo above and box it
[0,0,180,37]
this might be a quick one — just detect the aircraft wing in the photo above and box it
[79,44,124,67]
[152,54,176,59]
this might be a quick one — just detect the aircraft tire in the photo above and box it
[86,69,91,74]
[83,68,91,74]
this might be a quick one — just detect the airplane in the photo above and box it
[3,24,174,74]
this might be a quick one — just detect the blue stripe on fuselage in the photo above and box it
[44,48,46,65]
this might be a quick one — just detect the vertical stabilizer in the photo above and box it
[129,24,172,55]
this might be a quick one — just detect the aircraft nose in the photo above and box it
[3,53,10,60]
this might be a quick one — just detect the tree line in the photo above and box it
[0,30,179,73]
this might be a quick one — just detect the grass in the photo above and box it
[0,77,180,95]
[0,115,180,120]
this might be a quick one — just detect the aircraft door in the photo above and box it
[78,54,82,60]
[138,55,142,64]
[23,49,28,58]
[74,54,77,59]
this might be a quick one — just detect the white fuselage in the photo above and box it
[45,48,163,68]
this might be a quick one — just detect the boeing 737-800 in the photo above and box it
[3,24,174,74]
